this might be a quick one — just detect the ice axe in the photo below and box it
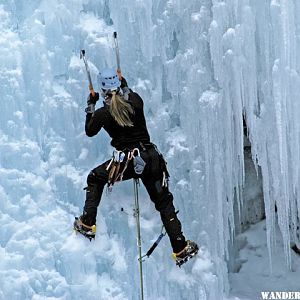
[80,50,95,97]
[113,31,122,80]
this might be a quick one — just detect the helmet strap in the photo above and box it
[103,90,117,105]
[102,87,120,98]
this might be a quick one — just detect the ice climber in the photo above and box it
[74,68,198,266]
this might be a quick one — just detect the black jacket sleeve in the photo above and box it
[130,92,144,109]
[85,108,106,137]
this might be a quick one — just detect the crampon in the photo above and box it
[173,240,199,267]
[73,217,96,241]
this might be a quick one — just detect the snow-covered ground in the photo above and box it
[230,220,300,300]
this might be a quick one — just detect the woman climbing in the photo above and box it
[74,68,198,266]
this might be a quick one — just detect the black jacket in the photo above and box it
[85,92,151,150]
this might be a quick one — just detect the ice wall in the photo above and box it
[0,1,217,299]
[1,0,300,299]
[0,2,135,299]
[208,0,300,271]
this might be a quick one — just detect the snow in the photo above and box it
[230,220,300,299]
[1,0,300,299]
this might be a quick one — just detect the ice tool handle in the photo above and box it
[80,50,95,97]
[113,31,122,80]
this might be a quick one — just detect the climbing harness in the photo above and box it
[106,150,126,188]
[106,148,146,190]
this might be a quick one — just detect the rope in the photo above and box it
[133,179,144,300]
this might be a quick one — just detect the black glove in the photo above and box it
[120,77,128,89]
[87,92,99,105]
[85,92,99,114]
[85,104,95,114]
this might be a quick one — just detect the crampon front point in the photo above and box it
[173,240,199,267]
[73,217,96,241]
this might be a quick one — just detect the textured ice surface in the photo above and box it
[1,0,300,299]
[230,220,300,299]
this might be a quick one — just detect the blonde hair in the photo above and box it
[109,91,134,127]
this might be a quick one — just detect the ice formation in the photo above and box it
[1,0,300,299]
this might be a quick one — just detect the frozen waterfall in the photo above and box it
[1,1,300,299]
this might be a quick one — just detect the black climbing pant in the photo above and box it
[82,146,186,253]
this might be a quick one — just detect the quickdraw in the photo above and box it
[139,210,179,261]
[106,150,125,188]
[140,225,166,261]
